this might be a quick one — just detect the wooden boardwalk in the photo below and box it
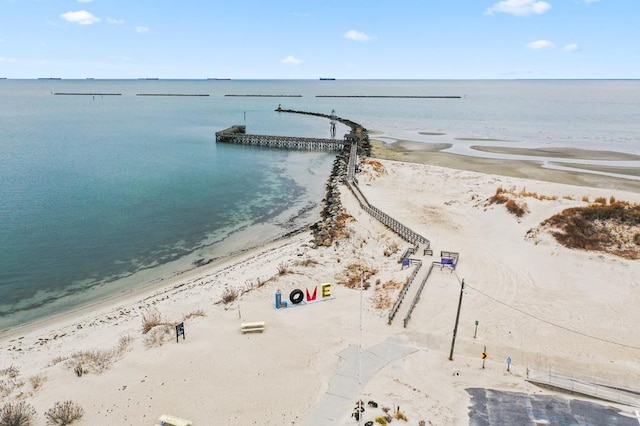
[215,125,347,151]
[216,111,437,326]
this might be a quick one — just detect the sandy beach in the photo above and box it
[2,152,640,425]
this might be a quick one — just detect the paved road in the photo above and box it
[467,388,638,425]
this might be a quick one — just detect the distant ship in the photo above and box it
[319,77,336,81]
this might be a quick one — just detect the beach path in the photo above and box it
[305,335,418,425]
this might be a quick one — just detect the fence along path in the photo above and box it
[402,262,436,328]
[527,369,640,408]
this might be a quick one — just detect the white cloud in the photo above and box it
[135,26,150,33]
[281,55,303,65]
[526,39,555,49]
[106,18,124,24]
[60,10,100,25]
[344,29,372,42]
[563,43,579,52]
[486,0,551,16]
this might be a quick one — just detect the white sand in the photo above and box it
[1,159,639,425]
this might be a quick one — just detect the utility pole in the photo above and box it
[358,273,363,426]
[449,279,464,361]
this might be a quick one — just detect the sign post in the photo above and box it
[507,356,512,372]
[474,320,479,339]
[481,346,487,369]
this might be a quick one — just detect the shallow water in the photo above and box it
[1,79,638,329]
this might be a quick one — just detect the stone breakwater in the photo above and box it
[273,108,370,248]
[310,149,350,247]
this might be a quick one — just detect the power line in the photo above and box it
[455,273,640,351]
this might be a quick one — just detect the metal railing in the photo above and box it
[527,369,640,408]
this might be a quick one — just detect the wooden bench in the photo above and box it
[156,414,193,426]
[240,321,266,333]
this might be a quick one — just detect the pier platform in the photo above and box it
[215,125,347,151]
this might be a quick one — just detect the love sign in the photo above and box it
[275,283,333,309]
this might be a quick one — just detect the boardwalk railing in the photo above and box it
[346,179,430,248]
[403,262,436,328]
[366,204,430,247]
[387,259,423,324]
[215,125,347,151]
[347,138,358,181]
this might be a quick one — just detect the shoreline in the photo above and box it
[2,151,640,424]
[0,229,311,341]
[0,150,334,333]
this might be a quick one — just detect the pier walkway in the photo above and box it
[215,125,347,151]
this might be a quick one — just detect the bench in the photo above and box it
[240,321,266,333]
[156,414,193,426]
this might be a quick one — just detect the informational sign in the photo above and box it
[275,283,333,309]
[175,322,185,343]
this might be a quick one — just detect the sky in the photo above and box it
[0,0,638,79]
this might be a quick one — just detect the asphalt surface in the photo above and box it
[467,388,638,425]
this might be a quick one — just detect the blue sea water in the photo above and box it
[1,79,639,330]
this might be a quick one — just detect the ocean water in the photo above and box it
[1,79,639,330]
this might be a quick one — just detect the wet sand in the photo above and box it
[470,145,640,161]
[371,139,640,193]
